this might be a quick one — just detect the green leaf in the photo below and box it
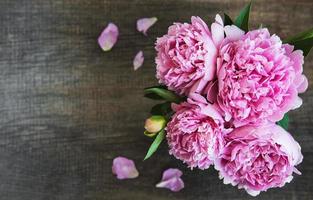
[144,93,164,100]
[144,85,168,100]
[144,86,182,103]
[283,27,313,56]
[277,114,289,130]
[150,102,172,116]
[144,129,165,160]
[145,85,168,90]
[224,13,233,26]
[234,1,252,32]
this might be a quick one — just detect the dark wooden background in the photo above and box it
[0,0,312,199]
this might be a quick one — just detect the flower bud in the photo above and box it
[144,116,166,134]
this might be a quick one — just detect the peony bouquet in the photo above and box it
[142,2,312,196]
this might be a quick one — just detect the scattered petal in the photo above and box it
[137,17,158,35]
[133,51,144,70]
[98,23,119,51]
[156,168,184,192]
[112,156,139,179]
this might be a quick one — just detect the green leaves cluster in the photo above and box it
[223,1,252,32]
[143,85,184,160]
[234,2,252,32]
[284,27,313,56]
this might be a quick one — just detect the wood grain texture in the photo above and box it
[0,0,312,199]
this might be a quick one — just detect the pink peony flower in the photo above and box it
[215,123,303,196]
[166,94,226,169]
[155,15,224,95]
[217,27,308,126]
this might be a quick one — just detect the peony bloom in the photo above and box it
[215,123,303,196]
[217,27,308,126]
[166,94,226,169]
[155,15,224,95]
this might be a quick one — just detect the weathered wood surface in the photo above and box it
[0,0,312,199]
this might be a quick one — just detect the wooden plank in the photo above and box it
[0,0,312,199]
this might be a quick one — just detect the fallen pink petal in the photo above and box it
[156,168,184,192]
[136,17,158,35]
[98,23,119,51]
[112,156,139,179]
[133,51,144,70]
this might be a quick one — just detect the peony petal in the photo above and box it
[224,25,244,41]
[191,16,212,36]
[98,23,119,51]
[211,14,224,47]
[188,93,208,105]
[205,80,218,103]
[246,189,261,197]
[201,103,223,121]
[156,168,184,192]
[203,37,217,81]
[137,17,158,35]
[269,125,303,166]
[297,75,309,93]
[293,96,303,109]
[290,50,304,74]
[162,168,183,180]
[133,51,144,70]
[215,14,223,25]
[189,78,208,94]
[112,156,139,179]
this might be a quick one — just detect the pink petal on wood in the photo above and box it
[136,17,158,35]
[156,168,184,192]
[98,23,119,51]
[112,156,139,179]
[133,51,144,70]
